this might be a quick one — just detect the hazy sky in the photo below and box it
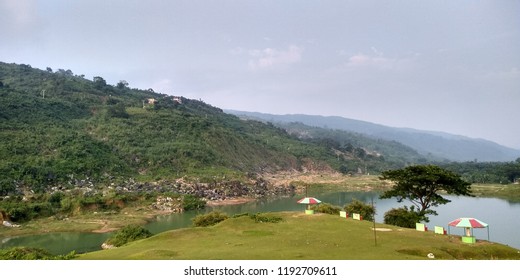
[1,0,519,149]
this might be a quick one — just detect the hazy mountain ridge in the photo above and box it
[225,110,520,162]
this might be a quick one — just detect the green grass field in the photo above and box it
[78,212,520,260]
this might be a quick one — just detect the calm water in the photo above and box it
[2,191,519,255]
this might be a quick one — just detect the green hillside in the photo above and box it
[276,121,430,172]
[1,61,444,198]
[0,62,341,193]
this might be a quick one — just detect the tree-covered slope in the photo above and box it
[277,121,430,170]
[0,62,344,194]
[227,110,520,162]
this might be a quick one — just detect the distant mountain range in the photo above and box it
[225,110,520,162]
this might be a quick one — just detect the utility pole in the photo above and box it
[372,196,377,246]
[41,89,45,99]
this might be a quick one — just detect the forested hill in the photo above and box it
[2,62,424,194]
[226,111,520,162]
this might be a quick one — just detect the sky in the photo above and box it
[1,0,519,149]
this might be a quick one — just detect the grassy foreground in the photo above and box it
[78,212,520,260]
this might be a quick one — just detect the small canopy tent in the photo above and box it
[297,197,322,214]
[448,217,489,241]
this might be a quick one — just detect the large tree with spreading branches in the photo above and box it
[379,165,472,222]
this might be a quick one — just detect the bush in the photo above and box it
[106,103,129,118]
[383,206,422,228]
[30,202,53,218]
[343,199,375,221]
[249,213,283,223]
[231,212,283,223]
[0,247,76,260]
[182,194,206,211]
[192,211,228,227]
[60,197,74,213]
[48,192,65,208]
[105,225,153,247]
[231,213,250,218]
[6,205,31,222]
[310,203,341,215]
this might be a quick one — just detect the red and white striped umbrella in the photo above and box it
[297,197,322,204]
[448,217,488,228]
[447,217,490,240]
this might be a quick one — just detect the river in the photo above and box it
[1,191,519,255]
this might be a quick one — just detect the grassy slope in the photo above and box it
[78,212,520,260]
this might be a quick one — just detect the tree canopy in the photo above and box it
[379,165,472,221]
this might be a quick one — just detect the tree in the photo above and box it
[93,76,107,89]
[379,165,472,222]
[107,103,129,118]
[116,80,129,89]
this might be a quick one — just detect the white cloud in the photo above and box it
[248,45,303,70]
[346,53,413,71]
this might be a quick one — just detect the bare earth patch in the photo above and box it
[370,227,393,232]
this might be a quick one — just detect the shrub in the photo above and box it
[30,202,53,218]
[310,203,341,215]
[343,199,375,221]
[383,206,422,228]
[231,213,250,218]
[182,194,206,211]
[104,225,153,247]
[192,211,228,227]
[48,192,65,208]
[106,103,129,118]
[231,212,283,223]
[0,247,76,260]
[249,213,283,223]
[6,205,31,222]
[60,197,74,213]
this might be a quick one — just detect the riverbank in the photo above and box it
[2,173,519,239]
[0,196,260,238]
[470,183,520,202]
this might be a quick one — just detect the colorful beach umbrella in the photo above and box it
[297,197,322,205]
[448,217,488,228]
[297,197,322,211]
[448,217,490,240]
